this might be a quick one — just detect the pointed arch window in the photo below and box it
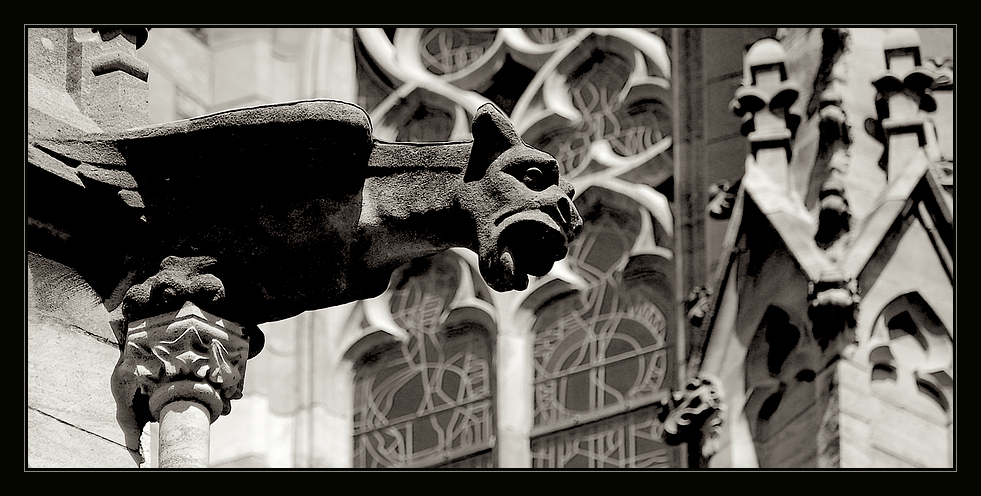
[868,292,952,417]
[352,254,496,468]
[351,27,676,468]
[529,189,678,468]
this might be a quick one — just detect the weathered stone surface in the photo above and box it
[28,252,116,344]
[66,28,149,132]
[27,409,137,468]
[27,313,128,448]
[33,99,582,326]
[111,300,254,454]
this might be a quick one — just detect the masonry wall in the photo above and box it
[27,253,143,467]
[26,28,147,468]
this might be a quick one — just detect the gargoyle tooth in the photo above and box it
[501,249,515,279]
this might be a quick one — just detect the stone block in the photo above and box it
[838,413,872,467]
[67,29,150,132]
[78,71,149,132]
[839,380,875,422]
[871,447,917,469]
[870,378,950,426]
[27,318,126,447]
[871,400,950,467]
[27,408,137,468]
[28,28,68,88]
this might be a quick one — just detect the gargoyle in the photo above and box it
[31,100,583,325]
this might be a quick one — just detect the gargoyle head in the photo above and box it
[459,103,583,292]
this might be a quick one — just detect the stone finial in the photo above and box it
[869,28,939,178]
[744,38,789,88]
[731,39,801,187]
[883,28,922,73]
[67,27,151,132]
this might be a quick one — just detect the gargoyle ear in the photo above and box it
[465,103,522,182]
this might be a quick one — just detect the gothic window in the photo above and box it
[352,28,676,468]
[352,255,496,468]
[529,189,677,468]
[864,292,952,467]
[868,292,952,415]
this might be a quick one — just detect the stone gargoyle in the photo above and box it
[31,100,583,326]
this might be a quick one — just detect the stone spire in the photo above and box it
[731,38,802,194]
[869,28,938,179]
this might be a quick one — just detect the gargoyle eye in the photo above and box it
[523,167,545,190]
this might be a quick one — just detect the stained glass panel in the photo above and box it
[533,212,670,427]
[352,256,495,468]
[531,405,677,468]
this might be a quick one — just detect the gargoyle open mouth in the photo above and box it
[480,205,578,292]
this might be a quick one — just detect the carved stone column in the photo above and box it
[111,256,262,468]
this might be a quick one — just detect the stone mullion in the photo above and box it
[494,307,535,468]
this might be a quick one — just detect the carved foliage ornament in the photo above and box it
[653,375,724,459]
[116,302,250,421]
[111,256,260,451]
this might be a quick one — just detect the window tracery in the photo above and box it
[868,293,952,416]
[351,27,677,468]
[529,189,675,468]
[352,254,496,468]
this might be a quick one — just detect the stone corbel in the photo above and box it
[653,375,725,466]
[111,256,263,468]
